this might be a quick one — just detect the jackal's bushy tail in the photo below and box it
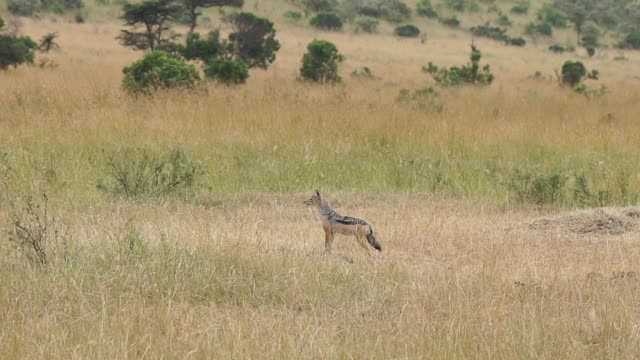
[366,227,382,251]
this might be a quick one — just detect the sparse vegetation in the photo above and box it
[355,17,378,33]
[118,0,182,51]
[423,45,494,86]
[439,15,461,27]
[6,2,640,358]
[416,0,437,18]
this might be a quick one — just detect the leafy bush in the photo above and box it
[510,1,529,14]
[177,31,223,64]
[0,34,37,70]
[560,60,598,88]
[439,16,460,27]
[537,5,567,28]
[471,23,508,41]
[310,12,343,30]
[423,46,494,86]
[355,17,379,33]
[122,51,201,94]
[99,147,202,198]
[416,0,437,18]
[548,44,565,53]
[585,46,595,57]
[300,39,343,84]
[525,22,552,36]
[394,24,420,38]
[618,30,640,50]
[204,58,249,84]
[507,37,526,46]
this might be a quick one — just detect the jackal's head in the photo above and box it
[304,189,322,207]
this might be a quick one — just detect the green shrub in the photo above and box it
[439,16,460,27]
[560,60,598,88]
[497,14,512,27]
[471,23,508,41]
[351,66,376,79]
[525,22,552,36]
[423,46,494,86]
[394,24,420,38]
[98,147,202,198]
[618,30,640,49]
[537,4,567,28]
[177,31,223,64]
[510,1,529,14]
[226,12,280,69]
[0,35,37,70]
[300,39,343,84]
[122,51,201,94]
[586,46,595,57]
[355,17,379,33]
[507,37,526,46]
[310,12,343,30]
[416,0,437,18]
[204,58,249,84]
[284,10,303,22]
[548,44,565,53]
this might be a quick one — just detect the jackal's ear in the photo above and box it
[314,189,320,197]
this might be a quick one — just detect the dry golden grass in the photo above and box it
[2,9,640,358]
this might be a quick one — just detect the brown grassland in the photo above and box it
[2,1,640,358]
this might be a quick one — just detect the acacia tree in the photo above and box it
[118,0,183,51]
[552,0,596,45]
[225,12,280,69]
[182,0,243,34]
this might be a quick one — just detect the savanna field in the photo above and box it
[2,0,640,357]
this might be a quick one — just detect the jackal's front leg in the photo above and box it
[323,226,334,253]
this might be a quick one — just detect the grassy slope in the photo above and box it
[2,1,640,358]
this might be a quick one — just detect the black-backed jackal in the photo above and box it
[304,190,382,254]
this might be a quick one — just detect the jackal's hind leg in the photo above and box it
[355,226,371,256]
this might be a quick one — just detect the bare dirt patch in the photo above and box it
[528,207,640,236]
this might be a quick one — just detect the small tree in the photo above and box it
[560,60,597,87]
[619,30,640,49]
[310,12,343,31]
[226,12,280,69]
[300,39,343,84]
[122,51,201,94]
[182,0,243,34]
[38,32,59,52]
[118,0,182,51]
[0,34,37,70]
[204,58,248,84]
